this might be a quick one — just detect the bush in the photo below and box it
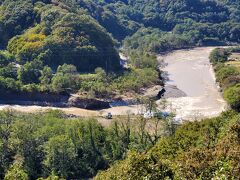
[0,51,15,66]
[215,66,239,85]
[209,48,230,64]
[17,60,43,84]
[51,64,80,93]
[224,84,240,109]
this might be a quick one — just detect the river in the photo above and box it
[0,47,227,120]
[159,47,227,120]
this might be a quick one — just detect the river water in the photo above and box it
[159,47,227,120]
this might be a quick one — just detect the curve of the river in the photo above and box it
[0,47,227,121]
[159,47,227,120]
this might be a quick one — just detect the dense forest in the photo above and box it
[0,0,240,179]
[0,108,177,179]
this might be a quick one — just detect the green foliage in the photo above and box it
[129,51,158,69]
[7,33,46,64]
[0,109,178,179]
[95,151,174,180]
[42,13,120,72]
[210,47,240,110]
[209,48,230,64]
[43,135,77,178]
[5,8,120,72]
[39,66,52,91]
[96,111,240,179]
[215,65,239,85]
[0,0,34,47]
[124,27,193,54]
[51,64,80,93]
[0,64,18,79]
[0,76,21,92]
[224,84,240,109]
[17,60,43,84]
[111,68,158,93]
[0,50,14,65]
[4,156,28,180]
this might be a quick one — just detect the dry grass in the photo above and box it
[225,60,240,68]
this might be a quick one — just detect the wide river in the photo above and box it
[159,47,227,120]
[0,47,227,120]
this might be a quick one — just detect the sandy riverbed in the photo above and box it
[159,47,227,120]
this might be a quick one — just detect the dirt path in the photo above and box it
[159,47,227,120]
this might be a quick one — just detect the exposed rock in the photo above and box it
[162,85,187,98]
[158,88,166,99]
[68,96,110,110]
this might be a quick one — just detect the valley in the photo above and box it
[0,47,227,121]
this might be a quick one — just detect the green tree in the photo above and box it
[4,156,28,180]
[95,67,107,81]
[0,110,15,179]
[17,60,43,84]
[215,66,239,85]
[40,66,53,90]
[0,51,14,66]
[51,64,80,93]
[0,64,18,79]
[43,135,77,178]
[56,64,77,75]
[224,84,240,109]
[209,48,230,64]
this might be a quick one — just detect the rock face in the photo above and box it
[157,88,166,99]
[68,96,110,110]
[162,85,187,98]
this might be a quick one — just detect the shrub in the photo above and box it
[224,84,240,109]
[215,66,239,85]
[209,48,230,64]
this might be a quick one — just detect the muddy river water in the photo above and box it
[159,47,227,120]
